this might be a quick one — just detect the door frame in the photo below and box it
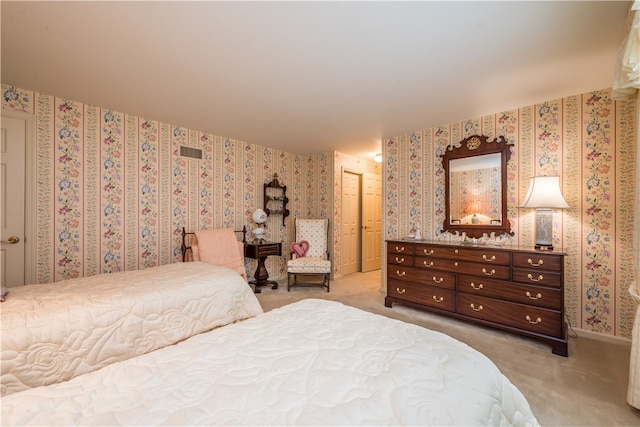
[2,110,36,285]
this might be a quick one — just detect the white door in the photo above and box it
[341,171,360,275]
[1,116,26,287]
[361,172,382,272]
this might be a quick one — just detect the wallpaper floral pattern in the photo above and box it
[383,88,637,339]
[2,85,331,284]
[2,84,635,339]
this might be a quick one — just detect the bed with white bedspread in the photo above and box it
[2,297,539,426]
[0,262,262,397]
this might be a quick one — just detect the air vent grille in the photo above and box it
[179,146,202,160]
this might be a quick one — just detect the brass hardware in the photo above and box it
[395,257,405,263]
[471,303,483,312]
[432,296,444,303]
[432,276,443,283]
[527,274,544,282]
[482,255,496,262]
[526,315,542,325]
[1,236,20,244]
[454,262,459,266]
[466,136,481,150]
[395,270,406,277]
[470,282,484,290]
[423,261,434,267]
[396,287,406,295]
[395,246,405,252]
[527,258,544,267]
[482,268,495,276]
[454,249,459,254]
[423,249,434,255]
[526,291,542,300]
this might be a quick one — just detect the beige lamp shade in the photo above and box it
[519,176,570,209]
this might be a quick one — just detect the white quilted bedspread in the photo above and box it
[2,299,539,426]
[0,262,263,396]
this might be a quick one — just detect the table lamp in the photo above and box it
[518,176,569,250]
[252,208,268,243]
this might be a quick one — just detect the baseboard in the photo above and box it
[574,327,632,348]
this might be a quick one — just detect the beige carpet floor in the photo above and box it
[256,270,640,427]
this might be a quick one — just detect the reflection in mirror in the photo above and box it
[449,153,501,225]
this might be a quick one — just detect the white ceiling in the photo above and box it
[1,1,631,159]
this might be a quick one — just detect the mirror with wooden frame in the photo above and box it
[440,135,514,238]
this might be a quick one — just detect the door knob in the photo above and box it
[1,236,20,244]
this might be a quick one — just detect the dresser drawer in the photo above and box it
[512,269,562,288]
[457,275,562,310]
[387,266,455,289]
[245,242,282,258]
[414,257,511,279]
[458,261,510,280]
[388,253,413,266]
[387,242,415,256]
[415,245,510,265]
[457,293,562,337]
[512,252,563,271]
[388,279,455,312]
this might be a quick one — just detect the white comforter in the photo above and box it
[1,262,263,396]
[2,299,538,426]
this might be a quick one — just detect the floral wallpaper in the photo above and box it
[2,85,333,284]
[3,83,634,339]
[383,88,637,339]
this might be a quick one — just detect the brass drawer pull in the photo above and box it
[454,262,459,267]
[432,276,444,283]
[482,268,495,276]
[454,249,459,254]
[395,270,406,277]
[432,296,444,303]
[396,287,406,294]
[528,258,544,267]
[526,315,542,325]
[422,261,434,268]
[527,274,544,282]
[526,291,542,300]
[395,246,406,252]
[482,255,496,262]
[423,249,434,255]
[470,282,484,290]
[470,303,483,312]
[395,256,405,263]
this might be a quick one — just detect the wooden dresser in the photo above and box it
[385,240,568,356]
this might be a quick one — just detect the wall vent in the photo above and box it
[179,145,203,160]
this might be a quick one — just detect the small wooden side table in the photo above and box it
[244,242,282,293]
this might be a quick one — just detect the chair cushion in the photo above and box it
[287,257,331,274]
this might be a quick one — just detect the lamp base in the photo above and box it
[534,209,554,251]
[534,243,554,251]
